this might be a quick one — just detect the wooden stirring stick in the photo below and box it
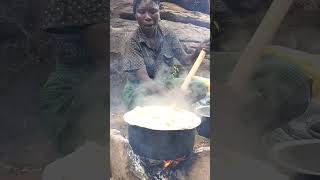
[181,49,207,92]
[229,0,293,90]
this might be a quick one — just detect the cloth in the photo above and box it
[40,61,96,153]
[49,32,90,64]
[40,0,107,154]
[40,32,98,154]
[41,0,108,31]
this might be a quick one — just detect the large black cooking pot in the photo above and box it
[124,106,201,160]
[128,126,196,160]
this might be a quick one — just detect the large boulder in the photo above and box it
[110,0,133,19]
[163,0,210,14]
[110,0,210,29]
[111,0,210,16]
[110,129,136,180]
[160,2,209,29]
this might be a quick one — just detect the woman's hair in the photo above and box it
[133,0,160,14]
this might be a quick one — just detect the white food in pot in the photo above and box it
[124,106,201,130]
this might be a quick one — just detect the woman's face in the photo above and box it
[135,0,160,36]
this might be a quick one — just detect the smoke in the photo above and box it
[136,86,192,109]
[134,63,196,111]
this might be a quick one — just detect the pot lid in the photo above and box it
[124,105,201,131]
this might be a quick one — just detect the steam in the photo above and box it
[134,64,195,111]
[136,86,192,110]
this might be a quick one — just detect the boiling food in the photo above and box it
[124,106,201,130]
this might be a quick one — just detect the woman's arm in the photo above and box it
[127,68,165,94]
[123,38,165,94]
[135,68,165,94]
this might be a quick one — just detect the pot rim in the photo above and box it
[128,124,198,131]
[195,105,210,118]
[123,106,201,131]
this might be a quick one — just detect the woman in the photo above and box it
[122,0,210,110]
[40,0,108,154]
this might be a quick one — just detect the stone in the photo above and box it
[110,0,133,19]
[162,0,210,14]
[160,2,209,29]
[110,129,135,180]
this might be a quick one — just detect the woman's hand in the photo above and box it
[141,81,166,95]
[187,39,210,64]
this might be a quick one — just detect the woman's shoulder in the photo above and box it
[124,28,140,43]
[120,28,142,52]
[158,23,177,38]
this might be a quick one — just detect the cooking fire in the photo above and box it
[136,154,192,180]
[163,156,186,169]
